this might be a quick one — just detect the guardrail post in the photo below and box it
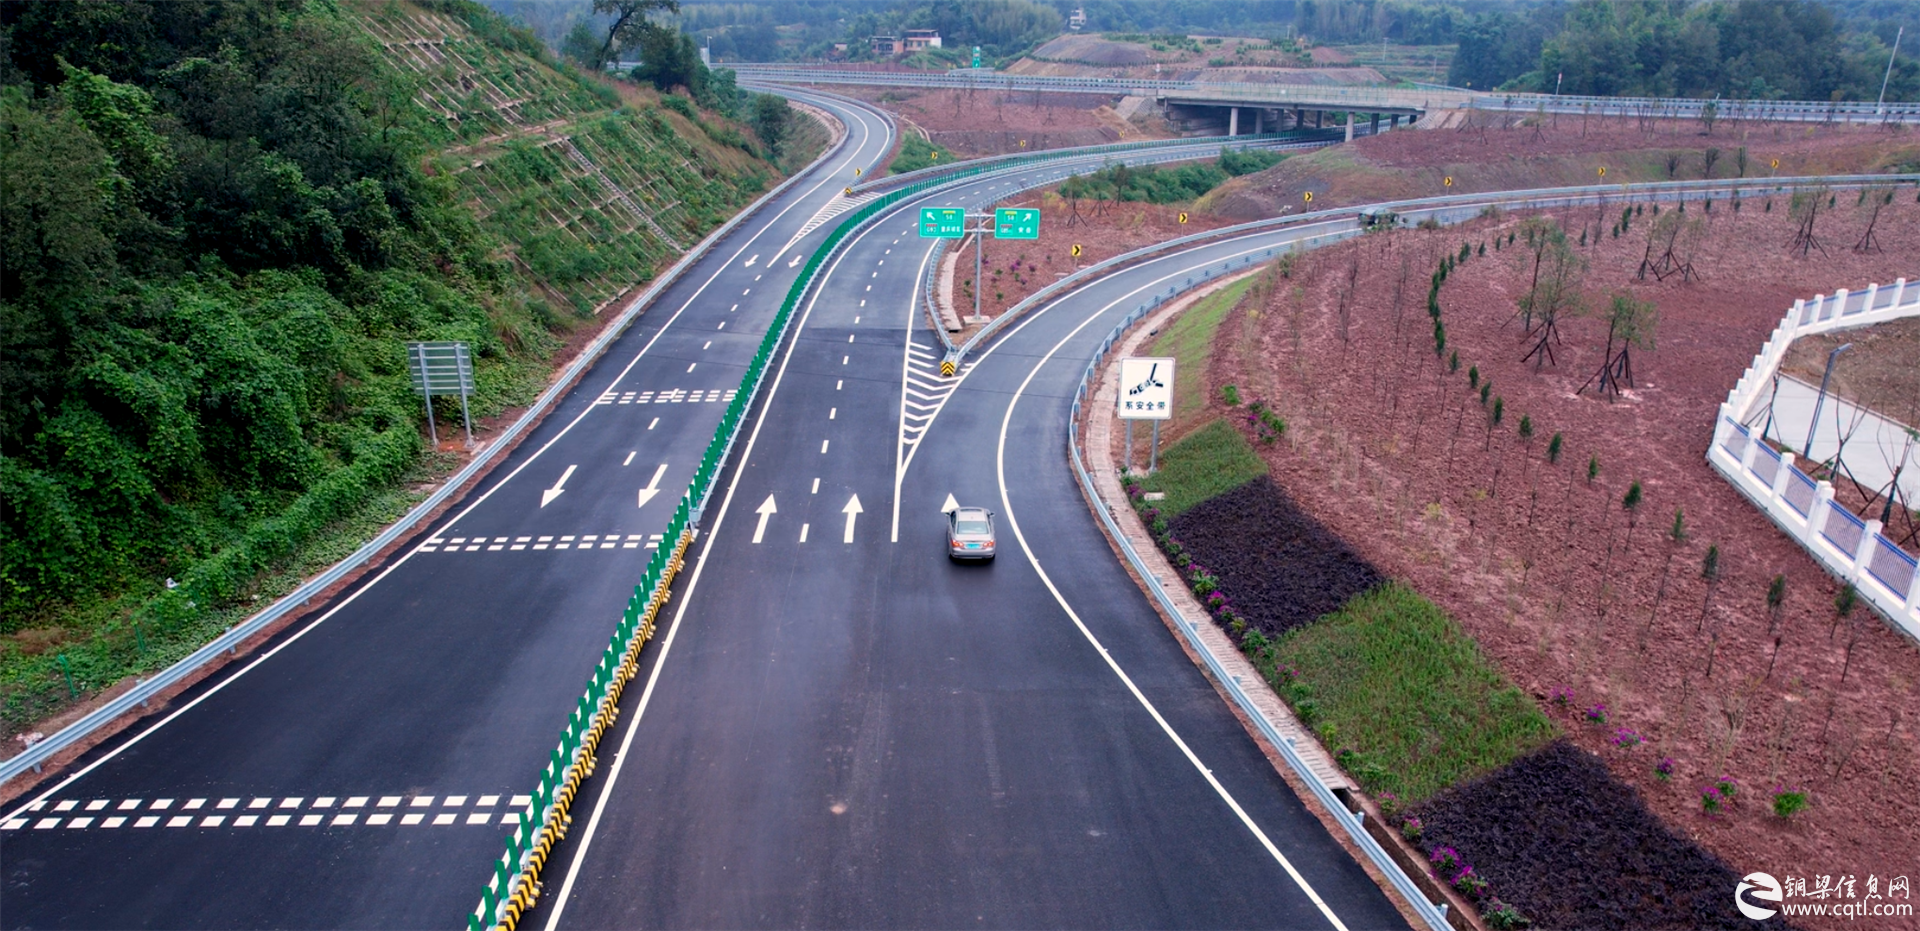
[1805,479,1835,547]
[1771,451,1797,504]
[1855,519,1883,586]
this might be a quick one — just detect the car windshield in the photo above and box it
[955,517,990,534]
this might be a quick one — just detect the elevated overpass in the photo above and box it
[727,63,1920,130]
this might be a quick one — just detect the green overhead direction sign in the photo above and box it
[994,207,1040,240]
[919,207,965,238]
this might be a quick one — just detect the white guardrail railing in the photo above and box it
[1711,280,1920,641]
[728,64,1920,124]
[0,92,887,786]
[1062,265,1455,931]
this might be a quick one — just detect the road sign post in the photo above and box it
[1117,356,1174,473]
[406,341,477,448]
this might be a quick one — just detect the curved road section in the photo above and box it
[0,94,894,929]
[531,105,1408,929]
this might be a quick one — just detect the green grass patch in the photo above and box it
[1250,582,1557,804]
[1137,419,1267,520]
[1147,276,1252,433]
[888,134,956,175]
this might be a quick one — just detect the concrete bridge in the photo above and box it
[726,64,1920,131]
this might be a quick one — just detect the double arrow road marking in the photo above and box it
[751,494,863,544]
[544,462,671,509]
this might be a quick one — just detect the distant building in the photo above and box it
[869,35,899,56]
[1069,7,1087,30]
[903,29,942,51]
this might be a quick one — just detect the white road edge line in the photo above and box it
[0,99,888,822]
[542,206,862,931]
[992,268,1350,931]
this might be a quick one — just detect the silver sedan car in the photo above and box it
[946,506,997,561]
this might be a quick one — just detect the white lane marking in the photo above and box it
[543,202,871,928]
[811,478,820,494]
[842,494,863,543]
[637,463,668,509]
[752,495,777,544]
[829,408,837,420]
[648,417,659,430]
[687,363,697,373]
[842,356,849,365]
[892,239,940,542]
[836,380,843,390]
[623,451,636,467]
[855,314,862,321]
[799,522,810,543]
[729,304,738,312]
[541,465,577,508]
[743,289,751,295]
[718,321,726,330]
[848,334,856,343]
[821,440,830,454]
[703,341,712,350]
[989,267,1351,931]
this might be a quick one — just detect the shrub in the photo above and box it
[1655,757,1676,780]
[1700,786,1725,816]
[1771,786,1808,818]
[1611,727,1641,748]
[1584,703,1608,724]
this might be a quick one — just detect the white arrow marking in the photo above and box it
[788,254,801,268]
[941,493,960,514]
[744,254,759,267]
[752,495,777,544]
[541,465,577,508]
[842,494,863,543]
[637,464,668,508]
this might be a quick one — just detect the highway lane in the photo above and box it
[0,92,896,930]
[536,139,1402,926]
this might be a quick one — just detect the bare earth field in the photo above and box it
[1202,200,1920,930]
[835,86,1148,158]
[1203,116,1920,219]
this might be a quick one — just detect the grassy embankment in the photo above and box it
[0,0,811,738]
[1127,276,1554,806]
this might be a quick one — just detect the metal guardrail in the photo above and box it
[911,136,1344,352]
[1061,282,1453,931]
[846,129,1339,195]
[0,89,873,789]
[944,173,1920,369]
[729,64,1920,124]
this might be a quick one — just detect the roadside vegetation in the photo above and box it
[0,0,805,737]
[1145,278,1254,433]
[1131,421,1266,520]
[1260,583,1558,803]
[888,135,957,175]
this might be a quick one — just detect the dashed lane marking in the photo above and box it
[420,534,663,554]
[595,388,736,406]
[5,793,536,831]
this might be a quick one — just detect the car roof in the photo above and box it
[954,507,990,519]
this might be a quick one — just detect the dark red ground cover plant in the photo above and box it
[1165,475,1384,637]
[1407,739,1797,931]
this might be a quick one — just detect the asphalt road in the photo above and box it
[532,143,1406,928]
[0,86,1388,929]
[0,92,896,930]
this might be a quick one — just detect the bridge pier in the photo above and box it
[1293,108,1303,130]
[1229,106,1238,137]
[1345,112,1353,142]
[1253,109,1263,134]
[1371,112,1380,135]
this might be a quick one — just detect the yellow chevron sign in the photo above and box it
[941,359,957,377]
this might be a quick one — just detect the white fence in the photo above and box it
[1710,279,1920,640]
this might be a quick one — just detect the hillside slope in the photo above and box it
[0,0,798,736]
